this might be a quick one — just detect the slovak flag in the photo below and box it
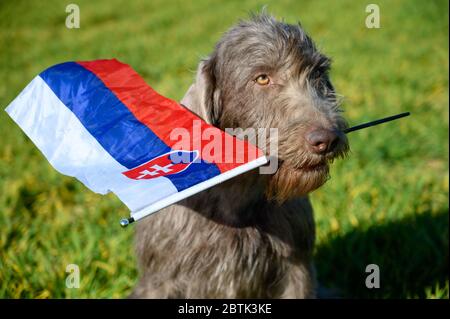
[5,59,267,225]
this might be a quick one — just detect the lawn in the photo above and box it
[0,0,448,298]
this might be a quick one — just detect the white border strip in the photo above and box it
[131,156,268,222]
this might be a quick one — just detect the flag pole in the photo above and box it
[119,156,268,228]
[118,113,410,228]
[343,112,410,134]
[120,217,135,227]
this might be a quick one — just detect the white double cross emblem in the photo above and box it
[137,163,174,179]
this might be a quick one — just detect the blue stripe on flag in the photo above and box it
[168,162,221,191]
[40,62,220,191]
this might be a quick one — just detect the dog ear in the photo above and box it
[180,55,222,125]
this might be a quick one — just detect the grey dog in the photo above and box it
[130,13,349,298]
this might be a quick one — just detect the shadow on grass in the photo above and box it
[315,210,449,298]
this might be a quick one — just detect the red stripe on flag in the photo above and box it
[77,59,263,173]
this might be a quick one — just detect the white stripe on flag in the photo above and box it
[5,76,178,212]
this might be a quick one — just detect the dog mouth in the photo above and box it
[300,161,328,172]
[274,142,348,176]
[294,147,347,172]
[296,161,329,172]
[288,155,332,172]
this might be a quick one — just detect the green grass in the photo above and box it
[0,0,448,299]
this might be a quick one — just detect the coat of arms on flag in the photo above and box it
[5,59,267,226]
[122,150,200,180]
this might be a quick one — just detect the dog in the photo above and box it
[130,13,349,298]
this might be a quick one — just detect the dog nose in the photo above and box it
[306,129,339,154]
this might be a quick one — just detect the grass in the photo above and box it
[0,0,448,298]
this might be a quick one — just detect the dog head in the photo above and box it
[182,13,349,202]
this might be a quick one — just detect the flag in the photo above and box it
[5,59,267,224]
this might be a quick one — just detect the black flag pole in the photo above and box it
[344,112,410,134]
[119,112,410,227]
[120,217,135,227]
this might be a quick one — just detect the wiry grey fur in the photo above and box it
[130,13,349,298]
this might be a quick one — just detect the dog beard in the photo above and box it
[266,162,330,203]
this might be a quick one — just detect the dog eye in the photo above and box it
[255,74,270,86]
